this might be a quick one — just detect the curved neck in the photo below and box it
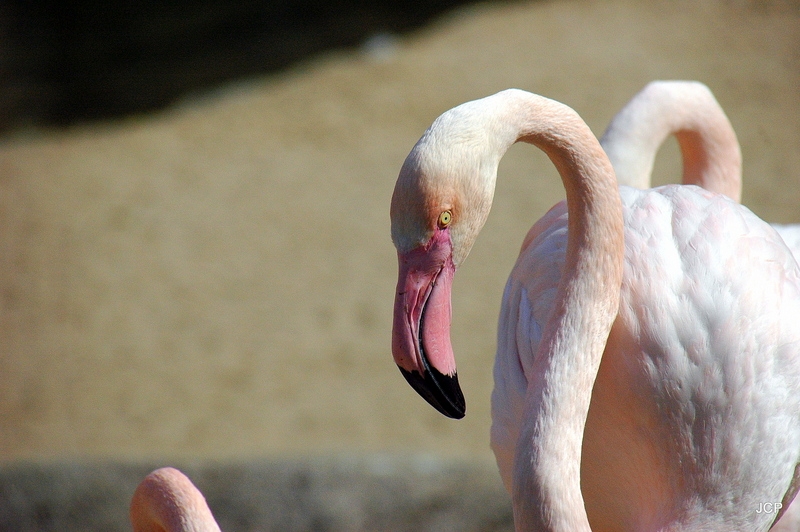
[601,81,741,201]
[485,90,625,530]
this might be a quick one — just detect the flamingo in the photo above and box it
[130,467,221,532]
[390,89,800,530]
[600,79,800,259]
[601,80,800,532]
[773,224,800,257]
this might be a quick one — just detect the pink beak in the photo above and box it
[392,229,465,419]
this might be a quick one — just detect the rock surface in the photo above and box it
[0,457,512,531]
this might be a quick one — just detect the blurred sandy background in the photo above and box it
[0,0,798,528]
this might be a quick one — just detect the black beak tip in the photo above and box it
[399,366,466,419]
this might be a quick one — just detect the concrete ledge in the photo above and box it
[0,456,513,531]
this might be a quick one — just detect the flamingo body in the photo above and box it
[773,224,800,257]
[601,80,800,261]
[492,184,800,530]
[390,89,800,530]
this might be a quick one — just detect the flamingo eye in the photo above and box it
[438,210,452,228]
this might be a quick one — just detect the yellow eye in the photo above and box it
[438,210,452,228]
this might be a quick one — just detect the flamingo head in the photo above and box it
[390,105,500,419]
[130,467,221,532]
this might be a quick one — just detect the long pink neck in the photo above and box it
[471,90,625,530]
[601,80,742,201]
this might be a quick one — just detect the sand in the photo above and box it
[0,0,798,466]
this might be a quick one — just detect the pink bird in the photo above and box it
[601,79,800,259]
[601,80,800,532]
[390,89,800,530]
[130,467,221,532]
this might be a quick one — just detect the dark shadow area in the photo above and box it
[0,0,482,133]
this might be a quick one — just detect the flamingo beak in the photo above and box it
[392,231,466,419]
